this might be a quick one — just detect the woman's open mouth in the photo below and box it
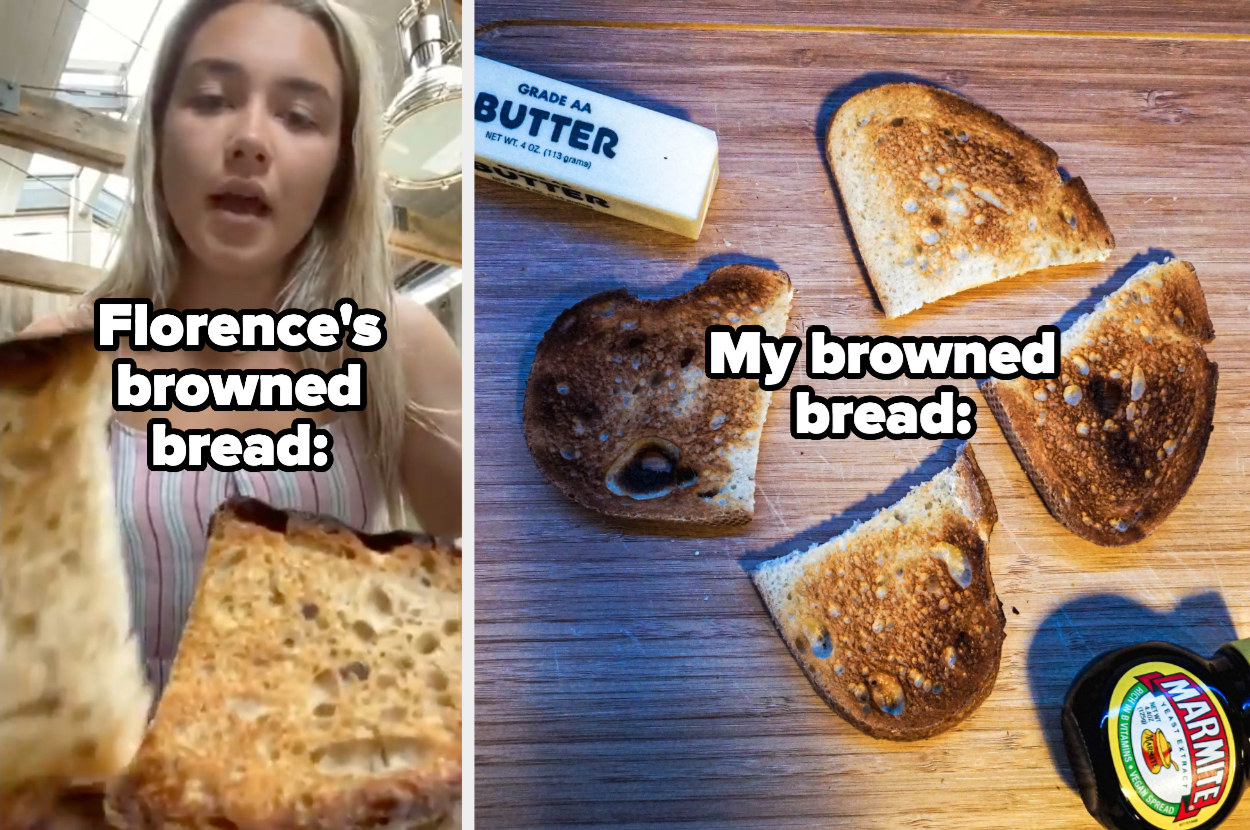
[208,193,273,218]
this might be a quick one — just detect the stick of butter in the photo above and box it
[474,56,720,240]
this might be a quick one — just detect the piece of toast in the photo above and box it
[523,264,794,525]
[1,786,110,830]
[105,498,462,830]
[0,333,151,799]
[982,259,1217,546]
[752,445,1005,741]
[828,83,1115,318]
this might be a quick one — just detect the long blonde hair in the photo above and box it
[86,0,412,525]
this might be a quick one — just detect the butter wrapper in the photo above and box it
[474,56,719,240]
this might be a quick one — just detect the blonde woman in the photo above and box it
[25,0,462,699]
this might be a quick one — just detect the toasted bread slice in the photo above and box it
[523,264,794,525]
[982,259,1216,546]
[828,83,1115,318]
[1,786,108,830]
[0,333,151,796]
[105,499,461,830]
[752,446,1004,741]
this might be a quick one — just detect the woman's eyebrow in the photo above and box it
[277,76,333,104]
[182,57,244,80]
[181,58,333,102]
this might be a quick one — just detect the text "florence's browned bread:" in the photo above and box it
[981,259,1217,546]
[828,83,1114,318]
[752,446,1005,741]
[105,499,462,830]
[0,333,151,801]
[524,264,794,525]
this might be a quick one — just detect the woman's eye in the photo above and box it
[190,93,228,112]
[283,110,317,131]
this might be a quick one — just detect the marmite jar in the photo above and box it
[1062,638,1250,829]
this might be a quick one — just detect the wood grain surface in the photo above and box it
[476,2,1250,35]
[473,20,1250,830]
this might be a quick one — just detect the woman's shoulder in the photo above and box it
[389,294,460,393]
[388,295,458,368]
[390,293,450,344]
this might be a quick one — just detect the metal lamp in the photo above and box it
[381,0,461,191]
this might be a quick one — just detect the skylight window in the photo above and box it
[1,0,182,270]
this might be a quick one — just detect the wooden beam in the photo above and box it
[0,238,459,297]
[0,89,460,264]
[0,249,102,294]
[0,89,130,175]
[389,226,461,266]
[390,197,462,266]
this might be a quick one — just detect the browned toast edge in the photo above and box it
[208,497,461,560]
[522,264,793,527]
[981,261,1217,546]
[104,501,462,830]
[752,446,1005,741]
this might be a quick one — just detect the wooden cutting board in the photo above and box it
[475,3,1250,34]
[474,20,1250,830]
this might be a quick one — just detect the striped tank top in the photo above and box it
[109,414,388,698]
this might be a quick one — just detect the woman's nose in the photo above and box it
[224,105,272,171]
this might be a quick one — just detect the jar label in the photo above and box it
[1107,661,1236,828]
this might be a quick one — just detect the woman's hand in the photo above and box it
[17,305,94,339]
[394,296,463,538]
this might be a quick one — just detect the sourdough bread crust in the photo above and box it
[0,332,151,796]
[209,497,462,561]
[105,499,462,830]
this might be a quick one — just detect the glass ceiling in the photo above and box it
[6,0,186,266]
[5,1,460,279]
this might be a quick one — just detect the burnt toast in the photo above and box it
[752,446,1005,740]
[523,264,794,525]
[828,83,1114,318]
[982,259,1217,545]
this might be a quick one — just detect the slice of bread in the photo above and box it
[828,83,1115,318]
[1,786,108,830]
[105,498,462,830]
[0,333,151,796]
[982,259,1217,546]
[752,446,1005,741]
[524,264,794,526]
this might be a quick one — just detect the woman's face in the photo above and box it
[160,2,345,279]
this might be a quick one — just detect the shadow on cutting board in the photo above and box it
[738,437,965,573]
[970,247,1176,393]
[1051,247,1177,332]
[1026,591,1235,791]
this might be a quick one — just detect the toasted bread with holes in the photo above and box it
[523,264,794,525]
[752,446,1004,741]
[828,83,1115,318]
[982,259,1216,546]
[105,498,462,830]
[0,333,151,803]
